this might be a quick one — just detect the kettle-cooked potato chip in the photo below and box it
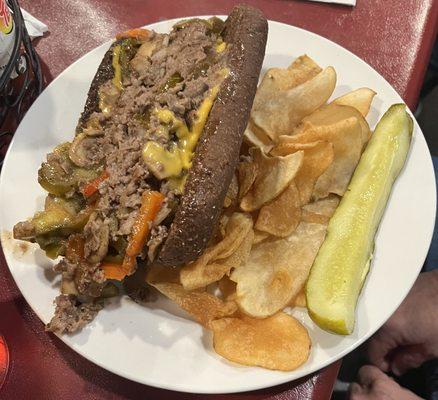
[292,102,371,149]
[255,56,322,96]
[244,122,274,154]
[251,67,337,141]
[271,141,334,204]
[288,54,322,75]
[231,222,327,318]
[251,55,322,120]
[244,55,324,149]
[253,229,270,244]
[224,173,239,208]
[302,195,340,224]
[238,160,258,200]
[290,289,307,308]
[277,117,363,199]
[218,276,237,302]
[180,213,253,290]
[255,181,301,237]
[181,229,254,290]
[240,149,303,212]
[148,280,238,328]
[333,87,376,118]
[211,312,311,371]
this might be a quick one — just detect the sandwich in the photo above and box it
[13,5,268,333]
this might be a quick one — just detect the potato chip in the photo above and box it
[180,213,253,290]
[231,222,327,318]
[333,87,376,118]
[148,280,237,328]
[271,141,334,204]
[255,55,321,95]
[288,54,322,75]
[302,195,340,224]
[253,229,270,244]
[224,173,239,208]
[218,213,230,238]
[290,102,371,149]
[207,228,253,271]
[181,230,254,291]
[251,67,337,141]
[244,122,274,154]
[211,312,311,371]
[240,149,303,212]
[255,181,301,237]
[238,161,258,200]
[277,117,363,199]
[290,289,307,308]
[218,276,237,302]
[250,56,322,126]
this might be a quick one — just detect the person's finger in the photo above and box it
[357,365,386,387]
[390,344,430,376]
[367,332,397,371]
[348,382,366,399]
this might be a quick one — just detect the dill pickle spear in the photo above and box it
[306,104,413,335]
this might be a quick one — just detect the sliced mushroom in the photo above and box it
[131,40,157,74]
[69,132,101,168]
[82,118,104,137]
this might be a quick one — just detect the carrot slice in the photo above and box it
[101,262,129,281]
[116,28,151,41]
[81,171,109,198]
[103,190,165,281]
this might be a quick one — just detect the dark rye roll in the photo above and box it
[13,5,267,333]
[158,6,268,265]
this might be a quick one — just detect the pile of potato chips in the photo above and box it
[146,55,376,371]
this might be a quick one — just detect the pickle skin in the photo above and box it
[306,104,413,335]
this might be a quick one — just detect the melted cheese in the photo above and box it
[142,141,182,178]
[112,45,123,90]
[142,85,221,186]
[168,174,188,193]
[99,45,123,116]
[216,41,226,53]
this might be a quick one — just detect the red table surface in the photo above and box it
[1,0,437,399]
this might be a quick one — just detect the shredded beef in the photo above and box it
[74,262,105,297]
[55,257,105,298]
[46,295,103,334]
[83,213,110,263]
[54,259,76,278]
[13,220,36,241]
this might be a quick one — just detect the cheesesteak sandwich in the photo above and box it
[13,5,268,333]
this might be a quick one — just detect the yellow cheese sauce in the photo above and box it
[142,84,222,190]
[216,41,226,53]
[111,45,123,90]
[98,45,123,116]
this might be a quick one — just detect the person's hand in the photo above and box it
[367,270,438,376]
[349,365,422,400]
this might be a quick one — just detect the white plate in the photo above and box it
[0,17,435,394]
